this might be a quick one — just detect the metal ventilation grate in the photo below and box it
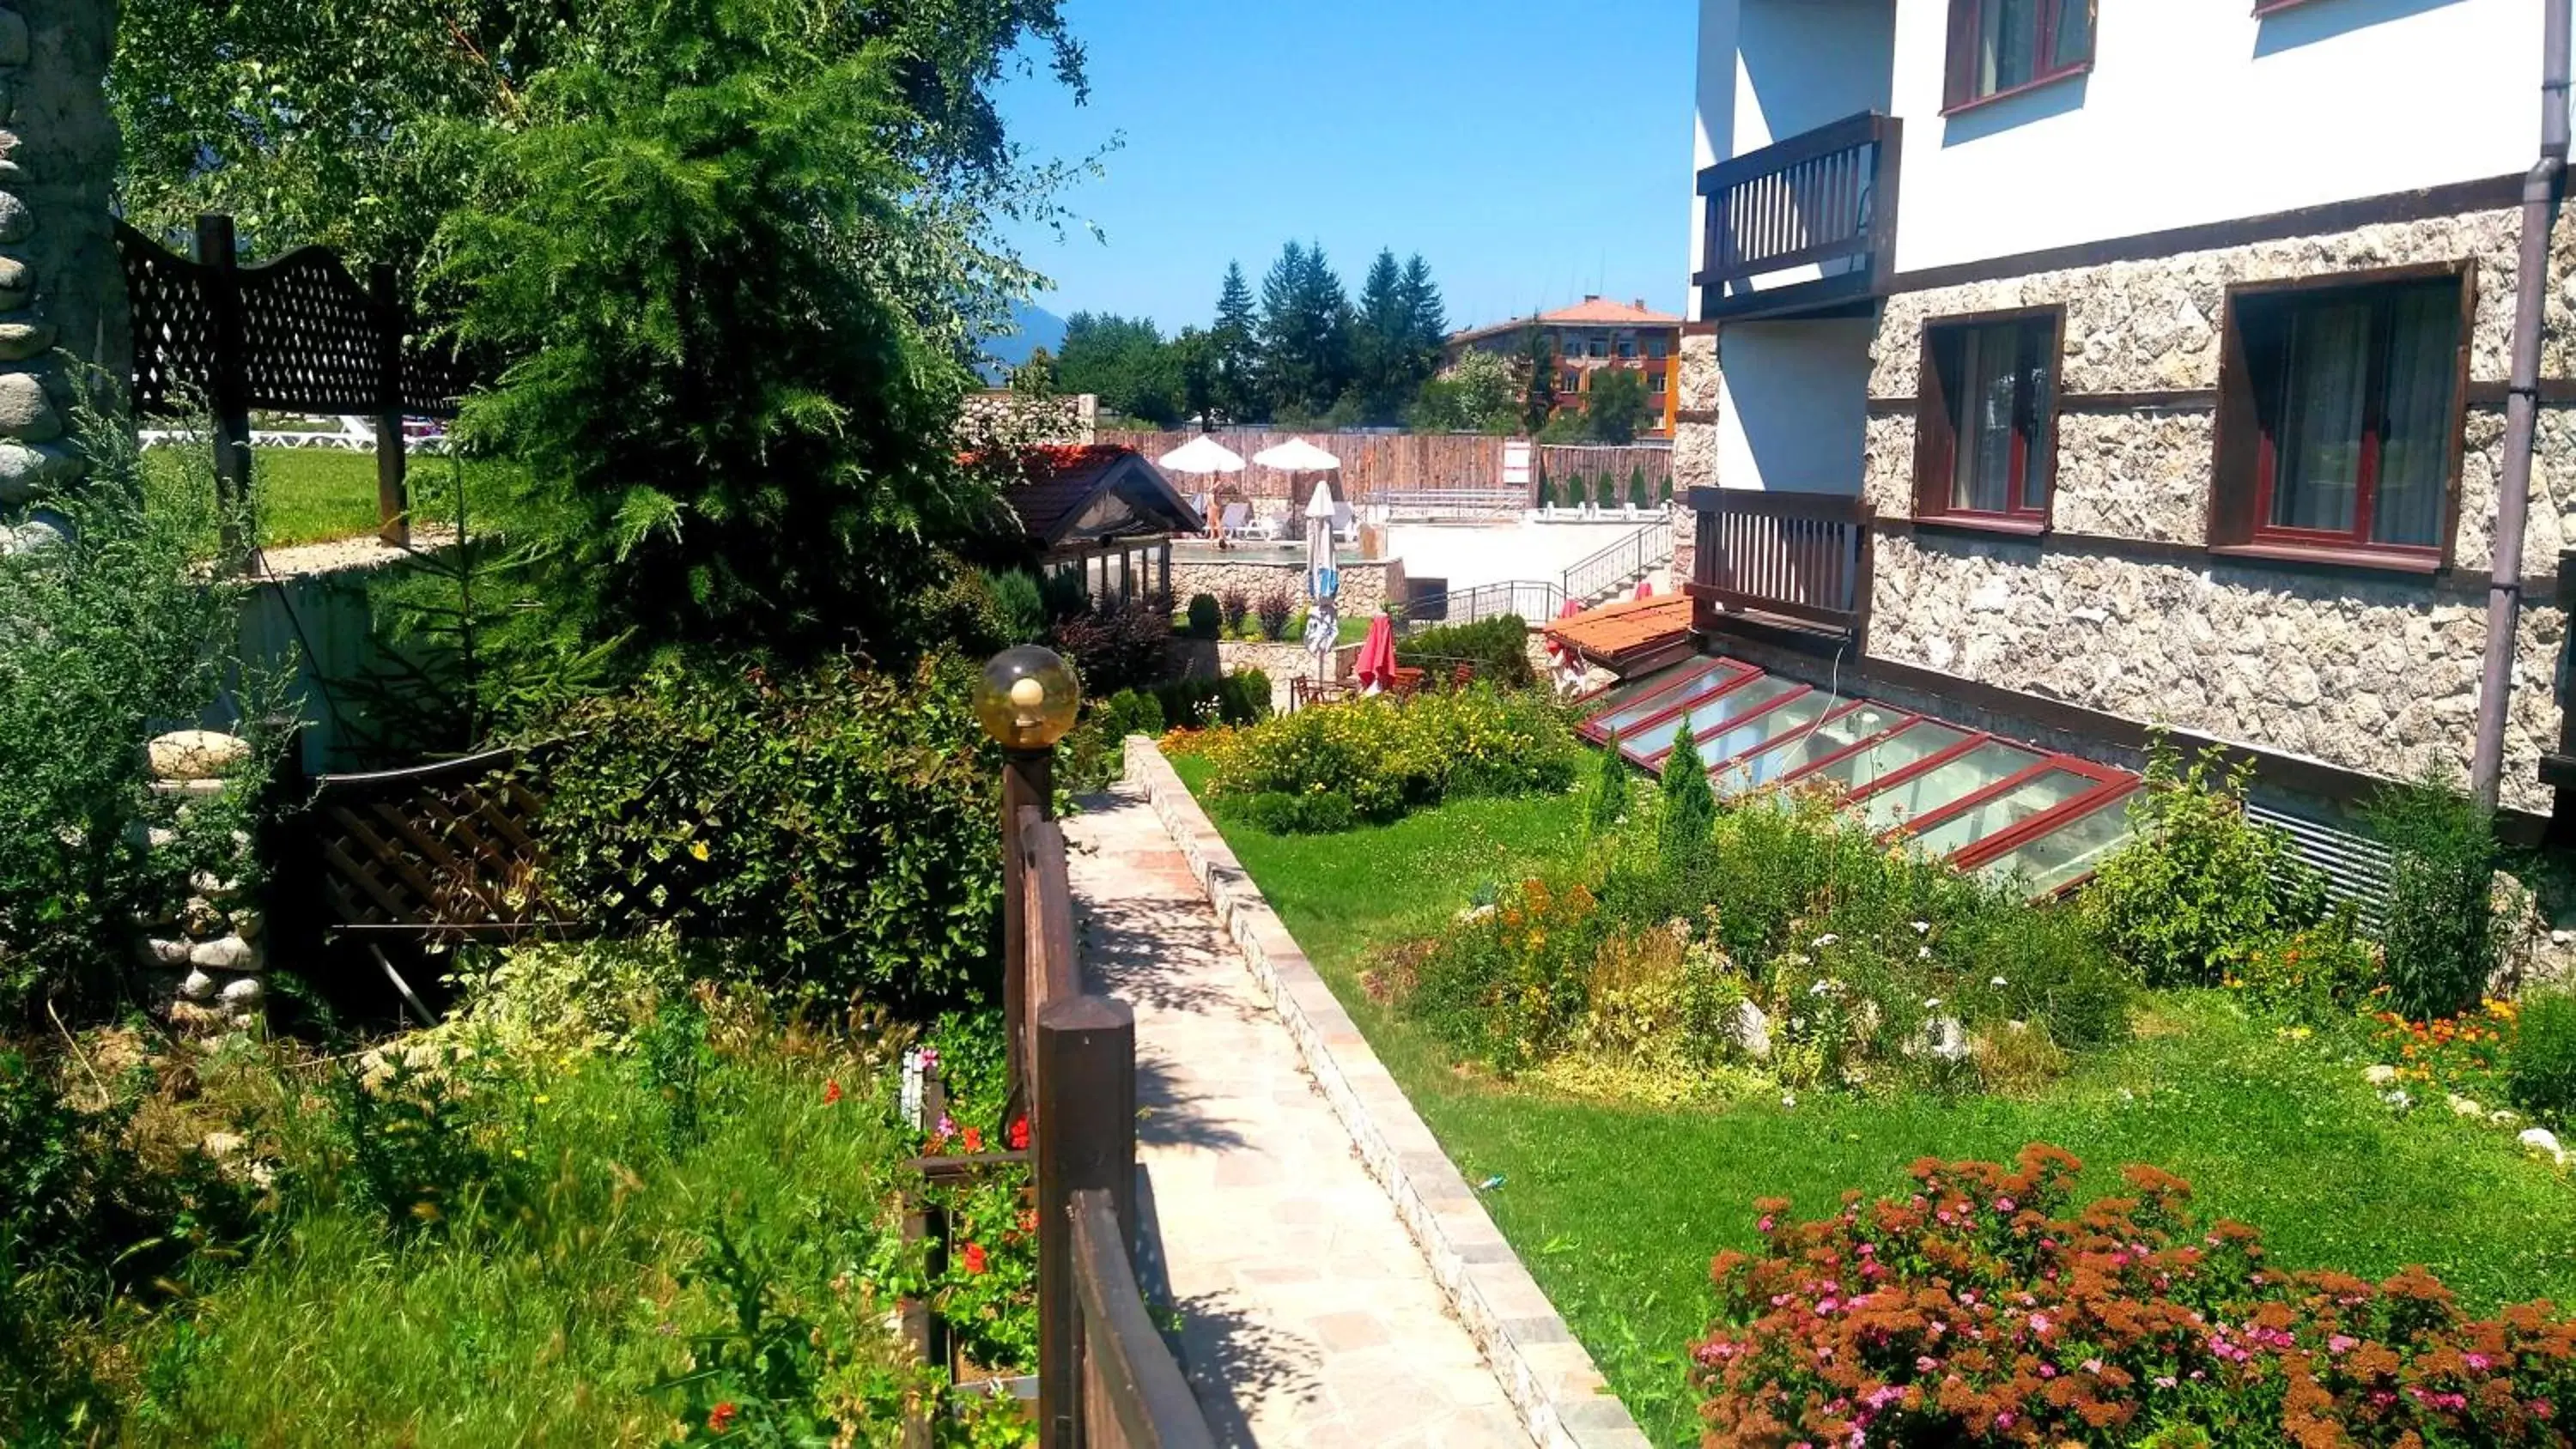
[2247,801,2392,932]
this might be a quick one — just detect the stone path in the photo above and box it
[1064,785,1533,1448]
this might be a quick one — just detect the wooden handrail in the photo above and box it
[1696,111,1888,197]
[1070,1190,1214,1449]
[1686,486,1872,524]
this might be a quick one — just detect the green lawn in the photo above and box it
[141,445,517,550]
[1168,753,2576,1446]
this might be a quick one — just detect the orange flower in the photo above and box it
[708,1402,738,1434]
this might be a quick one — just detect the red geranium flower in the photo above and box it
[821,1080,841,1105]
[1009,1116,1030,1150]
[963,1242,990,1276]
[708,1401,738,1434]
[962,1125,985,1153]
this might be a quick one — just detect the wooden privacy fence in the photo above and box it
[1685,486,1874,641]
[118,212,471,548]
[1101,427,1669,507]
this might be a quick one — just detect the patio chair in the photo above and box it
[1331,500,1358,543]
[1220,501,1255,538]
[1238,507,1283,543]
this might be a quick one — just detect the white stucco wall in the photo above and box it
[1692,0,2541,287]
[1716,318,1875,494]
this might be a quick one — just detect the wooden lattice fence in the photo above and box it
[118,213,472,547]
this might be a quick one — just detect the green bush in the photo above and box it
[987,568,1049,645]
[535,655,1000,1011]
[1659,477,1674,506]
[1184,592,1221,640]
[2366,777,2499,1022]
[1097,690,1166,741]
[1658,724,1716,864]
[1588,734,1631,838]
[1048,602,1174,696]
[1395,614,1535,688]
[2235,908,2380,1024]
[1597,473,1619,510]
[2508,990,2576,1125]
[1218,586,1250,634]
[1151,671,1270,730]
[1202,686,1580,831]
[1236,790,1357,835]
[1627,465,1649,510]
[1255,589,1295,641]
[2082,738,2325,989]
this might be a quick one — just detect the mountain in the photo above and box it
[977,300,1068,383]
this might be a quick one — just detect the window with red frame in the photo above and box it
[2213,273,2467,557]
[1944,0,2095,112]
[1915,312,2059,525]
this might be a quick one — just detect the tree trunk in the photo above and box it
[0,0,125,505]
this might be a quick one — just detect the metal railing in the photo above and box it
[1561,520,1674,606]
[1375,486,1530,520]
[1686,487,1874,639]
[1397,579,1564,634]
[1694,112,1903,318]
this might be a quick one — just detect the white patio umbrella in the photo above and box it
[1255,437,1342,520]
[1158,435,1245,534]
[1301,481,1341,696]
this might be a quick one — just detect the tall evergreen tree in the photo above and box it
[1397,253,1449,382]
[1210,261,1263,424]
[1519,327,1559,436]
[1350,249,1413,425]
[1258,240,1353,422]
[1659,723,1717,862]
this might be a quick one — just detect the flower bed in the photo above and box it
[1692,1144,2576,1448]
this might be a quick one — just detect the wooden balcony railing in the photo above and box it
[1694,112,1903,320]
[1686,487,1874,640]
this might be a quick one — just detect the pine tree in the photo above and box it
[1212,261,1262,423]
[1259,240,1355,421]
[1659,722,1716,861]
[1589,731,1631,837]
[1351,249,1412,424]
[1629,464,1650,510]
[1398,254,1449,379]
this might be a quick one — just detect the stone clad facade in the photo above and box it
[1682,201,2576,815]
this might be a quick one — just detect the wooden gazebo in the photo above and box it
[1002,446,1205,608]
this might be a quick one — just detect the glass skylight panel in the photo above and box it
[1716,702,1910,797]
[1593,663,1741,741]
[1699,690,1841,772]
[1587,661,1713,718]
[1905,768,2104,860]
[1795,720,1971,798]
[1654,676,1801,756]
[1975,794,2136,895]
[1853,741,2043,834]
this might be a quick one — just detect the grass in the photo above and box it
[140,445,519,550]
[1169,750,2576,1446]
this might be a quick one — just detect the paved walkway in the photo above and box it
[1065,786,1532,1448]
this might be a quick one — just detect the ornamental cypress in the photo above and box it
[1660,722,1716,861]
[1589,732,1631,838]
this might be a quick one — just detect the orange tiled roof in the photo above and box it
[1539,296,1680,327]
[1546,593,1692,666]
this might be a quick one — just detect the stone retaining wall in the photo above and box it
[1168,555,1401,618]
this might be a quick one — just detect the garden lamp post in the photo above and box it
[975,646,1080,1106]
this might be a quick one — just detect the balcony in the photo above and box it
[1694,112,1904,322]
[1686,487,1874,643]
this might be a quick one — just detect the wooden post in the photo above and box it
[196,214,252,563]
[370,263,411,548]
[1034,995,1138,1449]
[1000,747,1054,1116]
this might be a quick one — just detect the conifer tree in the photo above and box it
[1589,731,1631,837]
[1211,261,1263,423]
[1660,723,1716,860]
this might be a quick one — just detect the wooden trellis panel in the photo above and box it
[118,224,222,417]
[307,749,568,939]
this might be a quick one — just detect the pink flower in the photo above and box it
[1815,1298,1840,1315]
[1856,1242,1874,1257]
[2028,1313,2052,1336]
[1916,1355,1939,1373]
[2464,1351,2493,1371]
[2328,1335,2357,1355]
[2083,1359,2104,1375]
[1758,1216,1776,1233]
[1996,1197,2015,1213]
[1994,1412,2015,1430]
[2154,1375,2178,1390]
[2037,1364,2056,1379]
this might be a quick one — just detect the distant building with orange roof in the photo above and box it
[1440,295,1681,437]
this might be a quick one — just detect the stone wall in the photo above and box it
[1168,555,1401,619]
[0,0,122,511]
[137,731,267,1036]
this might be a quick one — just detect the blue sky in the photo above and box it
[993,0,1700,338]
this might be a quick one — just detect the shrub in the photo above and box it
[1536,474,1556,509]
[1150,671,1270,731]
[1395,614,1534,688]
[1627,465,1649,509]
[1597,473,1619,510]
[1659,476,1674,506]
[2083,738,2325,988]
[1588,733,1631,838]
[536,655,1000,1011]
[2234,908,2380,1024]
[1692,1144,2576,1449]
[2366,778,2499,1022]
[1048,602,1173,696]
[1200,687,1580,830]
[1658,725,1716,863]
[1236,790,1357,835]
[1184,592,1221,640]
[1218,586,1250,634]
[2508,989,2576,1125]
[1097,689,1165,741]
[987,568,1048,645]
[1255,589,1295,641]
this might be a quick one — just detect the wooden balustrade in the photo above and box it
[1694,112,1903,320]
[1685,487,1874,640]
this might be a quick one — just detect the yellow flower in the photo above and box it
[690,840,711,861]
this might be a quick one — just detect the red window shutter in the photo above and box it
[1914,329,1957,519]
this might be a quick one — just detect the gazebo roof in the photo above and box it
[999,446,1204,550]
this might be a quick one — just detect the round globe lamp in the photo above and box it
[977,646,1080,753]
